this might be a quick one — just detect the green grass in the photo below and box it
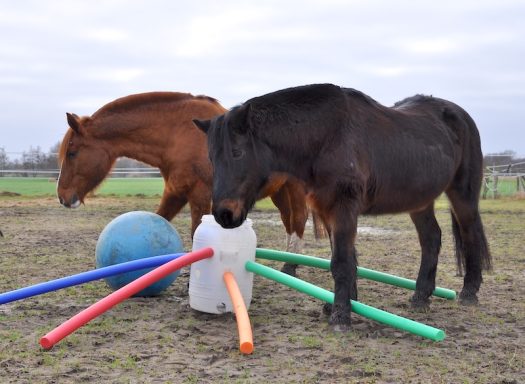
[0,177,278,210]
[0,177,164,197]
[1,177,522,208]
[483,176,524,197]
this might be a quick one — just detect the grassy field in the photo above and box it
[1,176,523,199]
[0,177,165,197]
[0,177,276,210]
[483,175,525,198]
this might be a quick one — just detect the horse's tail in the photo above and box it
[444,103,492,276]
[450,212,465,276]
[451,209,492,276]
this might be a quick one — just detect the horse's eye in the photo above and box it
[67,151,77,159]
[232,148,245,160]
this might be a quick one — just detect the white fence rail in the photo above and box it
[483,160,525,198]
[0,168,162,177]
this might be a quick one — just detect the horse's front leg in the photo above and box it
[156,188,188,222]
[329,205,358,332]
[409,204,441,309]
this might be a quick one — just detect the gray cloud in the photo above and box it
[1,0,524,157]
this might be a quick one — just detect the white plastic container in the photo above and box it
[189,215,257,314]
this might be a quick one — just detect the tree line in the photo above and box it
[1,144,523,175]
[0,143,153,177]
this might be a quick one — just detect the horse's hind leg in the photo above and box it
[409,203,442,309]
[446,188,491,305]
[270,184,293,245]
[271,182,308,276]
[285,181,308,255]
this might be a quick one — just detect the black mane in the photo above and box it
[393,94,435,108]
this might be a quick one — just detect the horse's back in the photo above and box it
[354,95,478,214]
[391,94,482,164]
[90,91,225,186]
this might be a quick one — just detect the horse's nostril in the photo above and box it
[220,209,233,227]
[58,196,64,205]
[69,193,81,208]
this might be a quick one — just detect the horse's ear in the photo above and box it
[66,113,82,134]
[193,119,211,134]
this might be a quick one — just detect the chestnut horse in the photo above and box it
[194,83,492,331]
[56,92,317,256]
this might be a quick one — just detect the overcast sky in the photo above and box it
[1,0,524,158]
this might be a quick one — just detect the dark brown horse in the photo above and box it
[56,92,317,253]
[194,83,492,331]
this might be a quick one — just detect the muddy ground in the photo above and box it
[0,196,523,383]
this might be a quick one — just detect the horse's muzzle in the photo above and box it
[213,206,246,229]
[59,193,80,209]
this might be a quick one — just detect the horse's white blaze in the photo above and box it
[56,159,63,200]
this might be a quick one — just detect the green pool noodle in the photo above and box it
[246,260,445,341]
[255,248,456,300]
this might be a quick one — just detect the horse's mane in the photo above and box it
[58,129,73,165]
[341,87,381,107]
[245,85,384,125]
[91,92,221,119]
[211,108,239,168]
[393,94,434,108]
[195,94,221,104]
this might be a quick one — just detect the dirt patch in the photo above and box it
[0,191,21,197]
[0,197,523,383]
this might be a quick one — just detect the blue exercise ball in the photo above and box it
[95,211,184,297]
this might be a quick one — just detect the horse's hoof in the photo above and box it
[459,291,479,306]
[329,305,351,331]
[410,295,431,312]
[322,303,332,316]
[280,263,297,277]
[332,323,351,333]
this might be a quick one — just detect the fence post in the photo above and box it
[482,176,489,199]
[493,175,499,198]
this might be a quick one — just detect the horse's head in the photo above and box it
[56,113,113,208]
[194,104,271,228]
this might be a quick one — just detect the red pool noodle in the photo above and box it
[40,247,213,349]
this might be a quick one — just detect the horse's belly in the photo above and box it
[364,191,441,214]
[363,142,459,214]
[364,174,452,215]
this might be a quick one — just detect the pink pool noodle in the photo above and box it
[40,247,214,349]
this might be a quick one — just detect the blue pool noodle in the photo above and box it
[0,253,185,305]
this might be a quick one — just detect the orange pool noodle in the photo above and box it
[40,247,214,349]
[223,271,254,354]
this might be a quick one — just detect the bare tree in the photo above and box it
[0,147,7,177]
